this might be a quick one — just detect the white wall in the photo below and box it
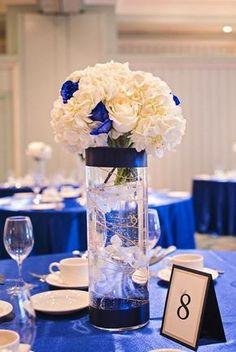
[17,7,116,180]
[119,56,236,191]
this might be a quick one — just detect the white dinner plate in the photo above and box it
[31,290,89,314]
[46,272,88,289]
[157,267,219,282]
[61,191,81,199]
[31,203,56,210]
[0,300,13,318]
[13,192,35,199]
[167,191,190,198]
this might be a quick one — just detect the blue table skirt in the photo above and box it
[0,195,195,259]
[0,205,87,259]
[0,250,235,351]
[192,179,236,235]
[150,197,195,249]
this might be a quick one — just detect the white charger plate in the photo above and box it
[46,272,88,289]
[31,290,89,314]
[0,300,13,318]
[157,267,219,282]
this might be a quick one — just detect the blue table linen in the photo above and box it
[0,250,235,351]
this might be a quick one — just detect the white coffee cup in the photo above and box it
[49,257,88,285]
[164,253,204,271]
[0,330,20,352]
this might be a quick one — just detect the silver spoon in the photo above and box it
[149,245,176,266]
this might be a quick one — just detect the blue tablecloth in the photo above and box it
[0,250,235,351]
[0,199,87,259]
[0,194,195,259]
[192,179,236,235]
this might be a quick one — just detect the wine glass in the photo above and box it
[148,209,161,254]
[3,216,34,285]
[0,281,36,351]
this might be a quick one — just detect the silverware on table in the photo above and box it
[0,274,5,285]
[29,272,48,282]
[149,245,177,266]
[72,250,88,258]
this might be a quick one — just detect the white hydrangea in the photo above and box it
[51,61,186,156]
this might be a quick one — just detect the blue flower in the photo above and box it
[90,118,112,135]
[60,80,79,104]
[90,101,109,122]
[172,94,180,106]
[90,102,112,135]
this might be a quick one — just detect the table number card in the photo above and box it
[160,265,226,351]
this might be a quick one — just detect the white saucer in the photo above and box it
[149,349,185,352]
[157,266,219,282]
[31,289,89,314]
[0,300,13,318]
[40,196,63,203]
[46,272,88,289]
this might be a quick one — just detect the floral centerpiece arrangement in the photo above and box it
[26,142,52,161]
[51,61,185,158]
[51,61,186,331]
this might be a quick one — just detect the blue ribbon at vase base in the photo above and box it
[89,302,150,330]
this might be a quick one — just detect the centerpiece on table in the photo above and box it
[26,141,52,189]
[51,61,186,330]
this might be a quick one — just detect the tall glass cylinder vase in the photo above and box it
[86,147,149,331]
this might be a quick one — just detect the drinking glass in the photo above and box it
[0,281,36,351]
[3,216,34,284]
[148,208,161,251]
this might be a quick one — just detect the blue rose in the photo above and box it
[90,102,112,135]
[60,80,79,104]
[172,94,180,106]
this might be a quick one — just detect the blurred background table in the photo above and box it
[0,249,235,351]
[0,185,33,198]
[0,191,195,259]
[192,177,236,235]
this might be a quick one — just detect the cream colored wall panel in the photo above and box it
[118,55,236,191]
[18,10,116,179]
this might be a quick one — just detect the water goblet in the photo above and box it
[148,208,161,252]
[3,216,34,286]
[0,281,36,351]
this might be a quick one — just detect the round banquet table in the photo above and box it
[0,249,235,351]
[192,178,236,235]
[0,192,195,259]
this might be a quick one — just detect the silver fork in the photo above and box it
[29,272,48,282]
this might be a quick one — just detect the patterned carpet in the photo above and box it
[196,233,236,251]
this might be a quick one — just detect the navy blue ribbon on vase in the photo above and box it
[85,147,147,168]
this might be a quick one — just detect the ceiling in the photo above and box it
[1,0,236,54]
[1,0,236,33]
